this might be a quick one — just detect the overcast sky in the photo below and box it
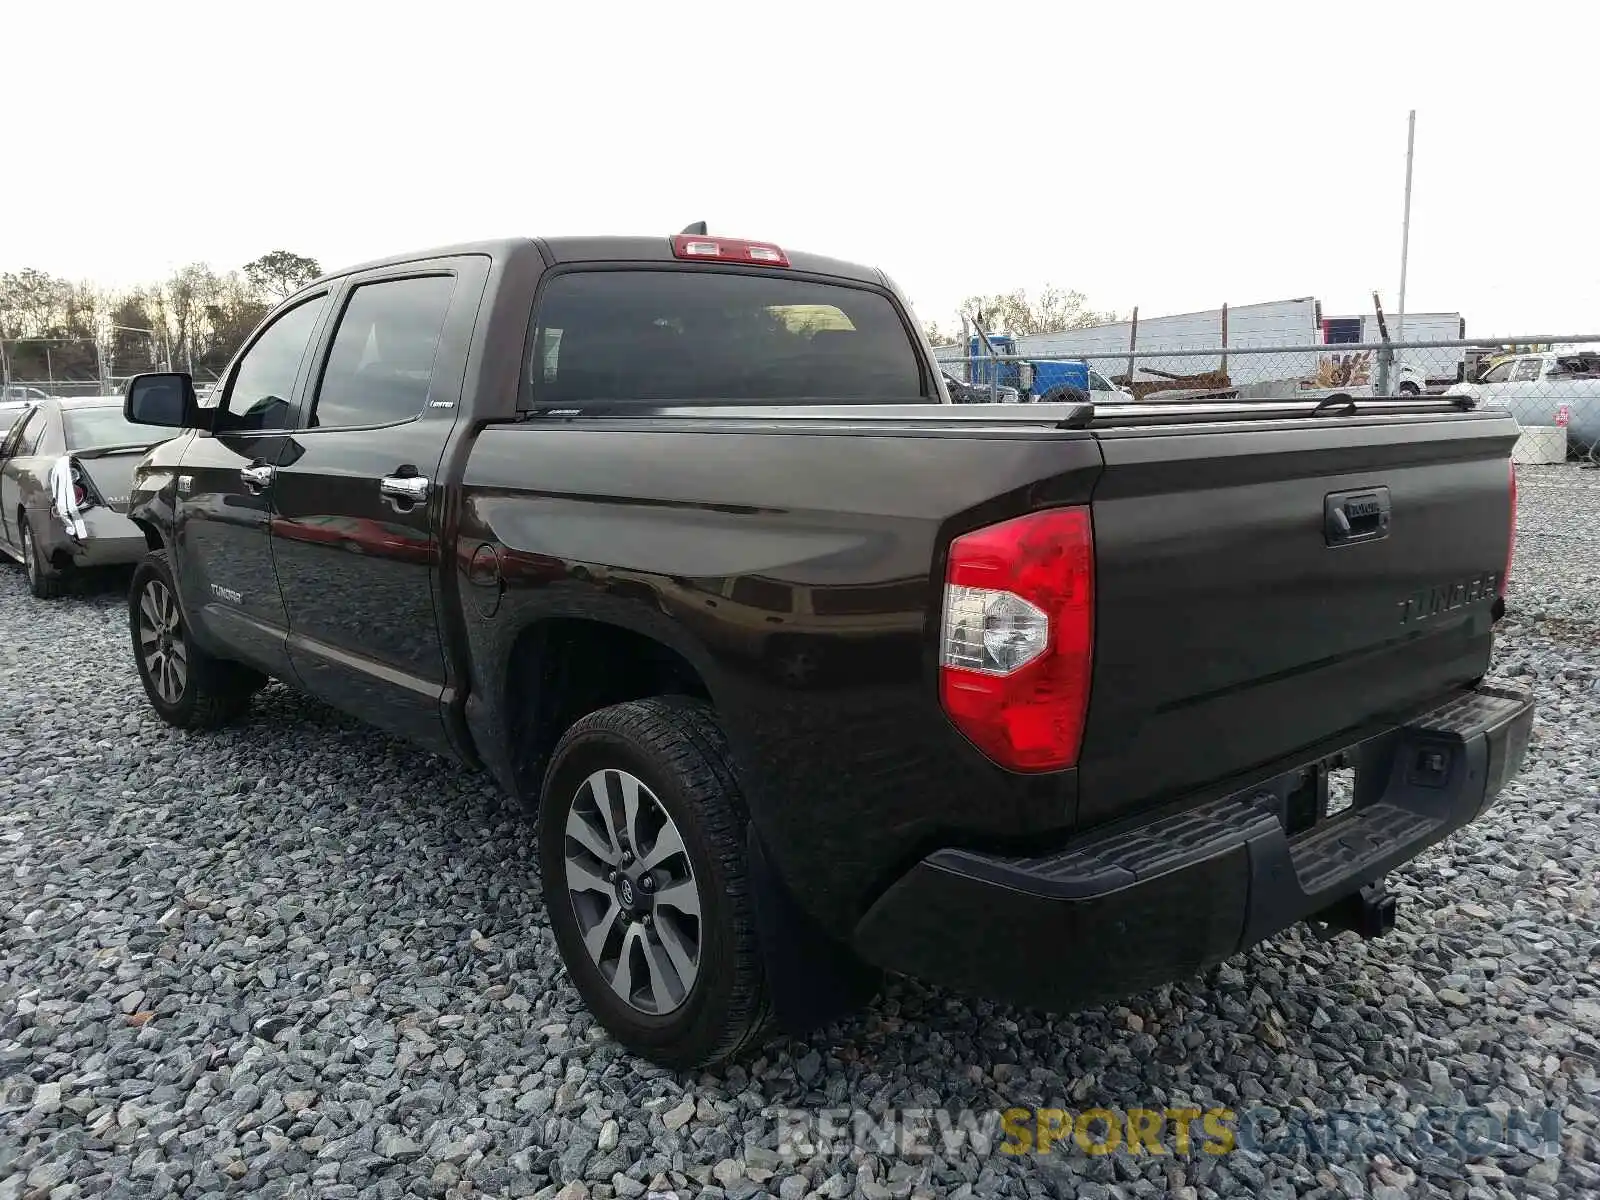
[6,0,1597,338]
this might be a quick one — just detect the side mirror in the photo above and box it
[1018,362,1036,391]
[125,372,199,429]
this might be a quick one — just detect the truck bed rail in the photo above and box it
[522,394,1491,435]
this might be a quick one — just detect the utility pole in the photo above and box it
[1396,109,1416,342]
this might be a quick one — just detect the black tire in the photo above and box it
[129,551,265,730]
[21,516,66,600]
[538,696,772,1068]
[1397,382,1421,397]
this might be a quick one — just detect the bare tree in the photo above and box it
[0,269,102,378]
[0,268,69,338]
[198,272,269,375]
[959,286,1120,337]
[165,264,229,371]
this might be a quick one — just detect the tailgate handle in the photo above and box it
[1325,487,1390,546]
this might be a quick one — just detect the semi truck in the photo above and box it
[946,333,1135,403]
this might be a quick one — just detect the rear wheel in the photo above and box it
[21,517,66,600]
[1397,381,1421,397]
[130,552,264,729]
[538,696,771,1068]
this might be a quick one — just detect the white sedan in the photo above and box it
[1446,351,1600,453]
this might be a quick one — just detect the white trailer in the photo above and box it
[1014,298,1322,388]
[1360,312,1467,386]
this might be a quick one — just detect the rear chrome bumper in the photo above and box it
[853,683,1535,1012]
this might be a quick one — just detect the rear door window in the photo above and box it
[10,409,45,456]
[0,410,33,455]
[311,275,457,429]
[529,270,926,405]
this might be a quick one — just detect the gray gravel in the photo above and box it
[3,464,1599,1200]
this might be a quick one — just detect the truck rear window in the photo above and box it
[529,270,926,405]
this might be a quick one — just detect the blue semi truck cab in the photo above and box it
[965,335,1134,403]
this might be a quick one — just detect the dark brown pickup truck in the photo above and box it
[116,230,1532,1067]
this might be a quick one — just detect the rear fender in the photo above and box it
[468,599,729,804]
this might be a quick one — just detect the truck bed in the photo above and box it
[461,397,1519,929]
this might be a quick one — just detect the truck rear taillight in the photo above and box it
[939,507,1095,772]
[670,234,790,268]
[1502,460,1517,598]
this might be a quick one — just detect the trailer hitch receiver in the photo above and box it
[1310,882,1397,940]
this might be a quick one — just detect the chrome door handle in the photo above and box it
[380,474,430,503]
[240,464,275,492]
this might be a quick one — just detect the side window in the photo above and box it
[13,410,45,456]
[1510,358,1544,383]
[310,275,457,429]
[1478,361,1514,384]
[220,297,328,433]
[0,412,29,458]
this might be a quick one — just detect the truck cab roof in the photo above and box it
[310,236,887,290]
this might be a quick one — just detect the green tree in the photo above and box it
[243,250,322,301]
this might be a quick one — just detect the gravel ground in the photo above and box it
[3,464,1599,1200]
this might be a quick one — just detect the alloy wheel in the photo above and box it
[21,525,36,585]
[562,768,702,1015]
[137,578,188,705]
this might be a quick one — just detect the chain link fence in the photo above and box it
[931,335,1600,461]
[2,369,224,406]
[1,380,109,402]
[8,331,1597,462]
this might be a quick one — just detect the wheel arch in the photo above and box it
[494,613,723,806]
[130,516,165,553]
[487,610,877,1039]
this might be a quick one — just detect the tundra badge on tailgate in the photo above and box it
[1397,573,1500,624]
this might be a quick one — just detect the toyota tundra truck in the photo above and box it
[116,230,1533,1068]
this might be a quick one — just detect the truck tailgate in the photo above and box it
[1078,410,1518,827]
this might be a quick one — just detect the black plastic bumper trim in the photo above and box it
[852,682,1534,1014]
